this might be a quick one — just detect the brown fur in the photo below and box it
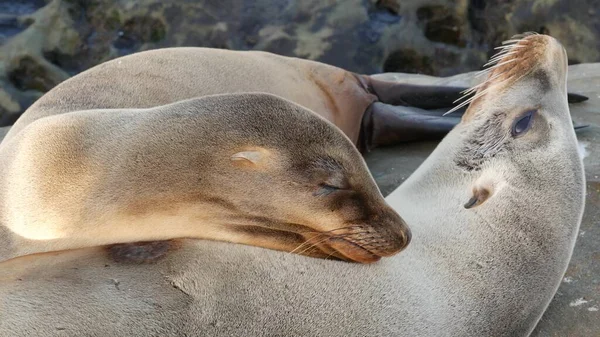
[0,93,409,264]
[3,48,375,146]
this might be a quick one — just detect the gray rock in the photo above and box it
[0,126,9,141]
[3,0,600,122]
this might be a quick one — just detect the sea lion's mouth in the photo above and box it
[303,224,409,263]
[322,238,382,263]
[233,220,406,263]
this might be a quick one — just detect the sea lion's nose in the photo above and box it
[379,208,412,256]
[363,207,411,257]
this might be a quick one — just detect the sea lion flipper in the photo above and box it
[367,77,465,109]
[574,123,590,130]
[567,93,589,103]
[367,77,589,108]
[359,102,460,152]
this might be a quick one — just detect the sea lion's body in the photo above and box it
[0,35,585,336]
[0,93,409,263]
[3,48,369,145]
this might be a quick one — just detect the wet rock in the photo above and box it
[8,55,59,91]
[383,48,434,75]
[375,0,400,15]
[2,0,600,124]
[113,16,166,53]
[417,5,465,47]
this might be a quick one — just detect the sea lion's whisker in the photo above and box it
[489,58,518,70]
[458,73,503,99]
[299,225,365,235]
[295,237,336,256]
[291,225,367,254]
[324,250,339,261]
[446,87,493,115]
[501,39,521,45]
[483,51,518,67]
[494,44,525,51]
[288,234,327,255]
[447,43,524,116]
[289,228,374,256]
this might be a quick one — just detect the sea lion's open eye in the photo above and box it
[511,110,535,137]
[314,184,341,196]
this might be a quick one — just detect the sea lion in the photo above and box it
[0,92,410,264]
[0,34,585,336]
[1,46,587,152]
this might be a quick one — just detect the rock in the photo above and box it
[0,126,10,141]
[2,0,600,124]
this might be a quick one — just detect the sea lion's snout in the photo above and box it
[321,204,411,264]
[368,207,412,256]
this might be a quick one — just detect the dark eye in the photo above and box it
[313,184,341,196]
[511,110,535,137]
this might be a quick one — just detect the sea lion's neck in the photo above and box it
[394,124,469,196]
[387,120,582,270]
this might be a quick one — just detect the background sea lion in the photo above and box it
[0,34,585,336]
[0,46,587,153]
[0,93,409,264]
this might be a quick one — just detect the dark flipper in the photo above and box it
[359,102,461,152]
[368,78,465,109]
[568,93,589,103]
[574,124,590,130]
[367,77,589,108]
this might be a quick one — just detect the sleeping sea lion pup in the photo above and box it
[2,46,587,152]
[0,34,583,337]
[0,93,410,263]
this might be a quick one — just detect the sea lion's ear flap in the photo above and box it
[464,187,490,209]
[464,175,501,209]
[231,149,273,169]
[231,151,263,164]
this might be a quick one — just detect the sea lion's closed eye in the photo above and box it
[314,183,342,196]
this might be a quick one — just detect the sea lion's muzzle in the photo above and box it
[316,209,411,263]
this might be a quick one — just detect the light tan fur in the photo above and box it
[0,35,585,336]
[0,93,409,263]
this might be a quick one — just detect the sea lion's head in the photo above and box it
[0,93,410,264]
[183,93,411,263]
[411,34,585,254]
